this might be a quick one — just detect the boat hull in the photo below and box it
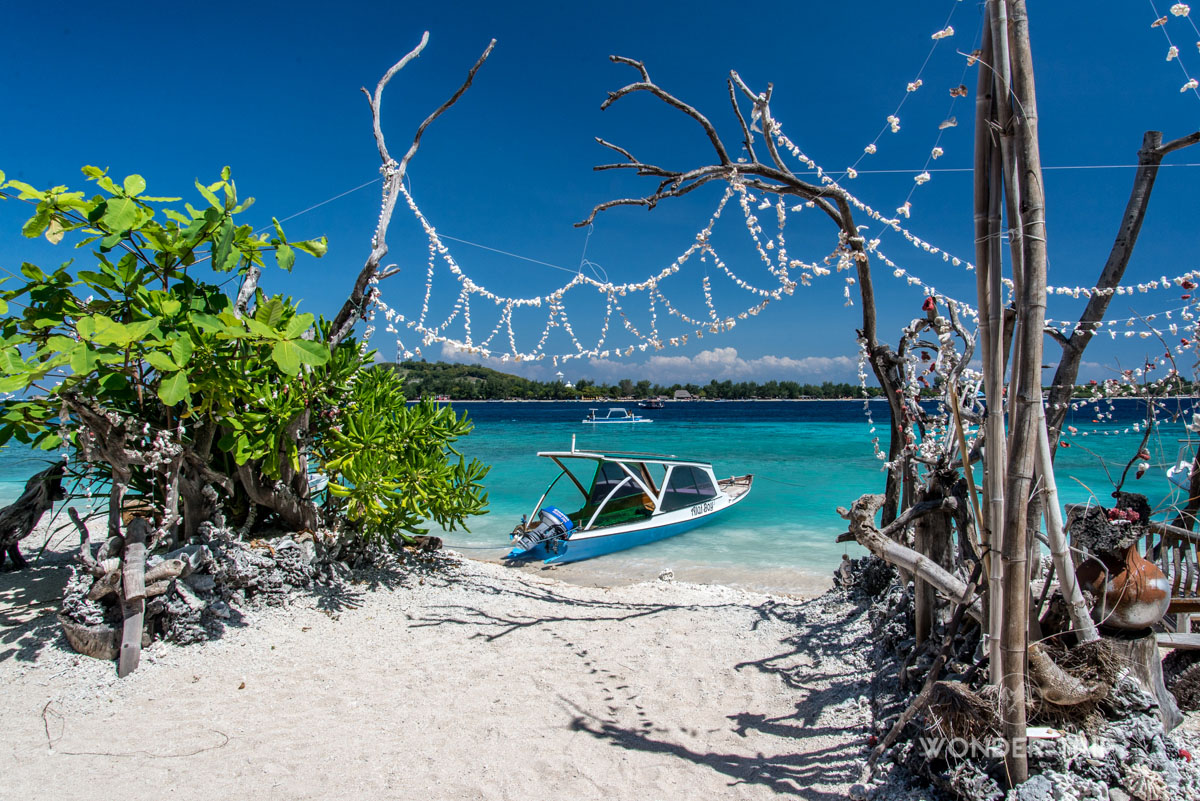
[506,479,751,565]
[507,513,713,564]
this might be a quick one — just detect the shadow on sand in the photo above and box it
[413,570,874,798]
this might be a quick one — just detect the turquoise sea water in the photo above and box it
[423,398,1199,593]
[2,398,1194,594]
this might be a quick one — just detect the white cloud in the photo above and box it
[431,343,858,384]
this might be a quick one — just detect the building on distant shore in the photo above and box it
[673,389,695,400]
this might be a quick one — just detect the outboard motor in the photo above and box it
[511,506,574,552]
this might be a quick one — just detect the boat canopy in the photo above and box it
[529,450,720,531]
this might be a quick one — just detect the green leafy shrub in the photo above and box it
[0,165,488,548]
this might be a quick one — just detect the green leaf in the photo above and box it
[75,316,95,339]
[292,237,328,258]
[271,340,302,375]
[81,165,106,180]
[123,174,146,196]
[158,371,190,405]
[293,338,329,366]
[37,433,63,451]
[255,297,286,329]
[20,263,46,281]
[190,313,227,333]
[212,217,234,273]
[195,179,221,209]
[0,298,7,314]
[69,343,100,374]
[90,316,131,346]
[244,317,279,340]
[144,350,180,372]
[275,243,295,272]
[0,374,31,393]
[123,317,160,342]
[21,204,52,238]
[100,232,122,250]
[284,312,315,339]
[6,180,45,200]
[170,334,194,367]
[102,195,138,232]
[163,208,190,225]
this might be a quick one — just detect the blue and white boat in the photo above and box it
[507,442,753,564]
[582,407,651,424]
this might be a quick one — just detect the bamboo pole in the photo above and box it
[997,0,1051,784]
[1033,404,1100,643]
[973,11,1007,688]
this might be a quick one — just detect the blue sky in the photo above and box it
[3,1,1199,385]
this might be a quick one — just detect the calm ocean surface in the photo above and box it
[2,398,1195,594]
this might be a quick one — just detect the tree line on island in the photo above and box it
[389,361,1166,402]
[386,360,885,400]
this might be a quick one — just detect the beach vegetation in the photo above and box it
[0,166,489,550]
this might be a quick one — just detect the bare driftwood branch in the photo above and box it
[602,56,731,165]
[1044,129,1200,450]
[583,60,907,522]
[329,34,496,347]
[838,494,983,622]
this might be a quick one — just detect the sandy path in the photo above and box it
[1,547,871,801]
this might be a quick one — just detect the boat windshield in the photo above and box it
[659,465,718,512]
[588,461,647,505]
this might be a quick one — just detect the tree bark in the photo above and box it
[914,474,955,645]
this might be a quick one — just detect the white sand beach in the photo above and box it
[0,525,874,801]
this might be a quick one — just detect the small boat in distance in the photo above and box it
[637,398,665,409]
[507,441,753,564]
[583,407,652,424]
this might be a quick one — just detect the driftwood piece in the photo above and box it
[86,570,121,600]
[1027,642,1106,706]
[174,579,206,612]
[58,614,151,661]
[1035,412,1100,642]
[162,544,213,578]
[58,615,119,661]
[328,32,496,347]
[1106,631,1183,732]
[144,579,172,598]
[0,462,66,570]
[144,559,185,584]
[118,518,150,678]
[839,494,982,622]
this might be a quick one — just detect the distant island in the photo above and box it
[385,361,1197,403]
[384,360,884,400]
